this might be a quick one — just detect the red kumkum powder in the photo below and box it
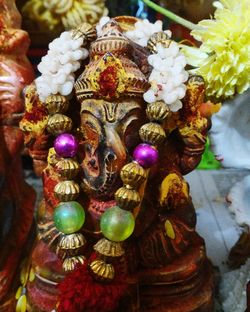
[23,104,47,123]
[99,66,118,98]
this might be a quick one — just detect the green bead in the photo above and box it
[53,201,85,234]
[100,206,135,242]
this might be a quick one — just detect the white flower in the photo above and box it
[143,42,188,112]
[125,19,172,47]
[143,89,156,103]
[96,16,111,36]
[35,31,89,102]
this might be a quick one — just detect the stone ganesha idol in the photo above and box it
[0,0,35,310]
[20,17,214,311]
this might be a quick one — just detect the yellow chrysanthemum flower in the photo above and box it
[182,0,250,99]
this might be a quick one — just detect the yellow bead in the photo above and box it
[71,22,97,42]
[120,162,147,188]
[45,94,69,114]
[89,259,115,282]
[54,180,80,201]
[139,122,166,146]
[146,101,170,122]
[46,114,72,136]
[63,256,86,272]
[165,220,175,240]
[147,31,171,54]
[55,158,80,179]
[115,187,140,210]
[16,294,27,312]
[58,233,86,250]
[93,238,124,257]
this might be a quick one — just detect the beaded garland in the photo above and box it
[37,17,189,280]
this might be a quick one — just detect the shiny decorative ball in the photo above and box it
[115,187,140,210]
[100,206,135,242]
[63,255,86,272]
[93,238,124,257]
[56,158,80,179]
[146,101,170,122]
[71,22,97,43]
[46,114,72,136]
[139,122,166,146]
[120,162,147,188]
[89,259,115,282]
[54,133,78,158]
[147,31,171,54]
[45,94,69,114]
[53,201,85,234]
[58,233,86,250]
[54,180,80,201]
[133,143,158,168]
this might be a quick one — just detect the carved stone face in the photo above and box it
[80,99,144,200]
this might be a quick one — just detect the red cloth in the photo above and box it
[58,255,128,312]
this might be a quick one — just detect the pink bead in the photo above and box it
[54,133,78,158]
[133,143,158,168]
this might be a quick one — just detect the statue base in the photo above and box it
[127,235,214,312]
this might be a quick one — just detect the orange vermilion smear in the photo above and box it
[23,103,47,123]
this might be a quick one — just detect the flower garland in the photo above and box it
[36,18,188,112]
[35,30,89,102]
[125,19,171,47]
[144,41,188,112]
[142,0,250,100]
[125,19,188,112]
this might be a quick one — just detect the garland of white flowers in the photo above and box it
[35,17,110,102]
[36,17,188,113]
[144,41,188,112]
[125,19,171,47]
[125,19,188,112]
[35,31,89,102]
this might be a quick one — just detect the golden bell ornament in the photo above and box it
[120,162,147,188]
[55,158,80,179]
[46,114,72,136]
[63,255,86,272]
[89,259,115,282]
[45,94,69,114]
[146,101,170,122]
[115,187,141,210]
[93,238,124,257]
[54,180,80,201]
[58,233,86,250]
[147,31,171,53]
[71,22,97,43]
[139,122,166,146]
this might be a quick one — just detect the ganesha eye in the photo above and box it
[84,118,102,135]
[85,144,92,154]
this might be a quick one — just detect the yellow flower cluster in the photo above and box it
[22,0,108,32]
[182,0,250,99]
